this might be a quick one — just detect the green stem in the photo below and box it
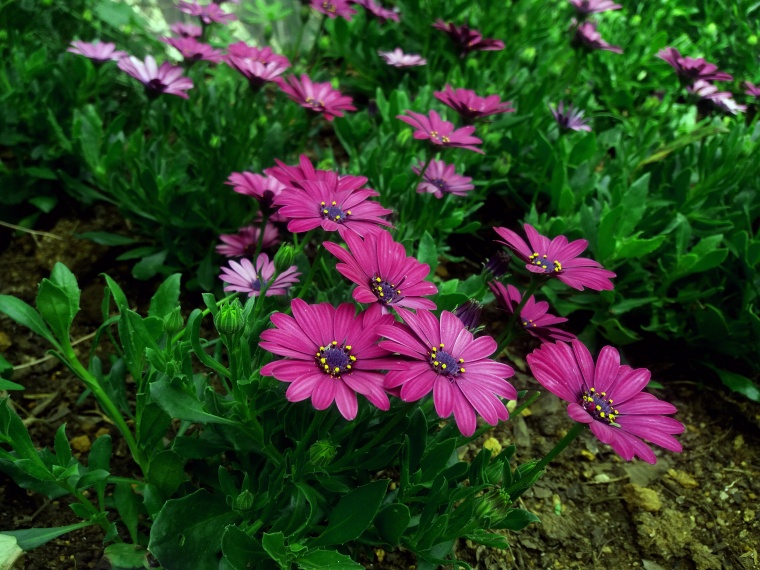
[410,154,433,203]
[456,391,542,446]
[296,242,325,300]
[253,212,270,260]
[495,277,542,355]
[308,15,327,70]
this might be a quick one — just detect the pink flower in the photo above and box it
[226,171,286,216]
[745,82,760,97]
[260,300,397,420]
[527,340,684,464]
[688,80,746,115]
[219,253,300,296]
[412,159,474,198]
[117,56,194,99]
[378,48,426,68]
[379,309,517,436]
[169,22,202,38]
[67,40,127,63]
[549,101,592,132]
[161,36,224,63]
[324,229,437,312]
[494,224,615,291]
[568,0,621,16]
[489,282,575,343]
[397,110,484,154]
[276,74,356,121]
[353,0,400,23]
[265,155,368,194]
[572,20,623,53]
[310,0,357,20]
[656,47,733,83]
[177,1,237,25]
[434,85,514,121]
[225,44,290,88]
[215,223,280,257]
[432,20,504,56]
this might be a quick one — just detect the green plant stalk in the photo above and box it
[495,276,542,355]
[308,15,327,70]
[457,391,542,446]
[253,212,270,260]
[296,242,325,300]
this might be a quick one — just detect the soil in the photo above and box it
[1,206,759,570]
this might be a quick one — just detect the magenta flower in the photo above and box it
[568,0,621,16]
[219,253,300,297]
[169,22,203,38]
[310,0,357,20]
[162,36,224,63]
[67,40,127,63]
[484,251,511,278]
[118,56,194,99]
[225,44,291,88]
[432,20,505,56]
[656,47,733,83]
[527,340,684,464]
[572,21,623,53]
[177,1,237,24]
[412,159,474,198]
[434,85,514,121]
[379,309,517,437]
[276,74,356,122]
[549,101,592,132]
[215,223,280,258]
[452,300,482,332]
[323,229,437,312]
[352,0,399,23]
[274,176,392,239]
[688,80,746,115]
[226,171,286,217]
[260,300,397,420]
[397,110,483,154]
[378,48,426,68]
[265,155,369,194]
[489,282,575,343]
[745,82,760,97]
[494,224,615,291]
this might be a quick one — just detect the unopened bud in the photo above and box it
[273,244,296,274]
[474,489,511,527]
[484,251,511,277]
[453,300,483,332]
[233,489,255,511]
[309,439,337,467]
[214,299,245,337]
[163,306,184,335]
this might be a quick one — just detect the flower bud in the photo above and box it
[163,306,184,335]
[484,251,511,277]
[214,299,245,337]
[273,244,296,274]
[453,300,483,332]
[474,489,511,527]
[309,439,337,467]
[233,489,255,512]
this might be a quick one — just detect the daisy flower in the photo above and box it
[745,82,760,97]
[118,55,194,99]
[434,85,514,121]
[276,74,356,121]
[688,80,746,115]
[397,110,483,153]
[656,47,733,83]
[353,0,399,23]
[568,0,622,16]
[310,0,357,20]
[169,22,202,38]
[67,40,127,63]
[378,48,426,68]
[489,282,575,342]
[572,20,623,53]
[162,36,224,63]
[265,155,367,193]
[177,1,237,25]
[226,171,286,217]
[215,223,280,258]
[219,253,300,296]
[225,44,291,88]
[412,159,474,198]
[432,20,504,56]
[549,102,591,132]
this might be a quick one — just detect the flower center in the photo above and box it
[428,178,447,190]
[581,387,619,425]
[304,96,326,110]
[370,275,401,305]
[315,341,355,378]
[428,344,465,379]
[322,1,337,12]
[146,78,167,93]
[528,252,562,273]
[250,277,266,292]
[320,201,351,223]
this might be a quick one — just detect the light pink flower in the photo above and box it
[378,48,426,68]
[118,55,194,99]
[412,159,474,198]
[276,74,356,121]
[219,253,300,296]
[397,110,484,153]
[67,40,127,63]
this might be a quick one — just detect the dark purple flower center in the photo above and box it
[305,96,326,111]
[581,387,619,425]
[521,318,538,329]
[528,252,562,273]
[429,344,465,379]
[146,78,167,93]
[371,275,401,305]
[320,200,350,223]
[316,341,355,378]
[322,1,337,12]
[250,277,266,292]
[427,178,448,190]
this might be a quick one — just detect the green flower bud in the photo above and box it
[485,461,504,486]
[214,299,245,337]
[630,15,641,26]
[705,23,717,36]
[474,489,511,527]
[749,35,758,46]
[309,440,337,467]
[164,306,184,335]
[273,244,296,274]
[233,489,255,512]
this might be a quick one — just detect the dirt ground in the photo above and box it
[1,207,759,570]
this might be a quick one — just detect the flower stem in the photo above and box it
[456,391,542,445]
[253,212,270,260]
[495,276,541,355]
[308,15,327,70]
[296,241,325,300]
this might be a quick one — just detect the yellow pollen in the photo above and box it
[319,346,325,351]
[320,202,325,206]
[332,340,338,345]
[346,365,351,369]
[439,343,445,348]
[323,209,329,214]
[334,215,341,220]
[441,364,447,369]
[376,277,382,282]
[349,356,356,361]
[433,361,439,366]
[596,405,601,411]
[320,358,326,364]
[345,345,352,350]
[346,210,351,215]
[331,201,337,206]
[441,135,450,143]
[460,367,465,373]
[334,367,340,373]
[458,358,464,363]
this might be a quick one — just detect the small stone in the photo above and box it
[667,468,699,489]
[579,449,596,461]
[623,484,662,512]
[733,434,745,451]
[483,437,502,455]
[70,434,91,453]
[95,427,111,438]
[594,473,611,483]
[744,509,756,523]
[520,407,532,417]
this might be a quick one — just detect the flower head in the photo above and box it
[324,229,437,312]
[452,300,483,332]
[549,101,591,132]
[412,159,474,198]
[225,44,291,88]
[352,0,400,23]
[219,253,300,297]
[745,82,760,98]
[226,171,286,216]
[216,222,280,257]
[688,80,746,115]
[397,110,484,153]
[494,224,615,291]
[378,48,426,68]
[484,251,511,277]
[572,20,623,53]
[310,0,357,20]
[434,85,514,121]
[67,40,127,63]
[177,1,237,25]
[527,340,684,464]
[265,155,369,194]
[379,309,517,436]
[568,0,621,16]
[260,300,397,420]
[432,20,505,56]
[169,22,203,37]
[276,74,356,121]
[489,282,575,342]
[162,36,224,63]
[118,55,194,99]
[656,47,733,83]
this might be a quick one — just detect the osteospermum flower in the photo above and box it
[219,253,300,296]
[656,47,733,83]
[489,282,575,343]
[378,48,426,68]
[310,0,357,20]
[215,222,280,257]
[432,20,505,56]
[67,40,127,63]
[352,0,399,23]
[162,36,224,63]
[324,229,437,312]
[434,85,514,121]
[452,300,483,332]
[379,309,517,436]
[494,224,615,291]
[225,44,291,88]
[118,56,194,99]
[178,1,237,24]
[549,101,591,132]
[688,80,746,115]
[527,340,684,464]
[169,22,202,38]
[745,82,760,97]
[397,110,483,153]
[276,74,356,121]
[226,171,286,216]
[266,155,369,194]
[274,174,392,238]
[572,20,623,53]
[260,300,397,420]
[412,159,474,198]
[568,0,621,16]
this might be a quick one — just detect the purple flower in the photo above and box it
[432,20,505,56]
[412,159,474,198]
[549,101,592,132]
[265,155,369,194]
[219,253,300,297]
[276,74,356,122]
[572,20,623,53]
[162,36,224,63]
[379,309,517,437]
[484,251,511,277]
[688,80,746,115]
[527,340,684,464]
[745,82,760,97]
[177,1,237,24]
[489,282,575,343]
[452,300,483,332]
[310,0,357,20]
[216,222,280,257]
[397,110,484,154]
[494,224,616,291]
[67,41,127,63]
[225,44,291,88]
[434,85,514,121]
[352,0,399,23]
[378,48,426,68]
[568,0,621,16]
[226,171,286,218]
[117,56,194,99]
[274,174,393,239]
[656,47,733,83]
[260,300,397,420]
[169,22,202,38]
[324,229,437,312]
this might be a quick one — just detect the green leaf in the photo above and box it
[492,508,540,531]
[0,398,49,472]
[72,105,103,174]
[0,295,58,347]
[294,549,364,569]
[261,532,288,566]
[464,530,510,549]
[311,480,388,547]
[75,469,110,491]
[221,526,272,570]
[132,250,168,280]
[77,232,137,246]
[705,365,760,402]
[2,521,93,551]
[53,424,72,467]
[36,280,74,342]
[150,379,237,426]
[102,543,149,570]
[614,235,666,260]
[148,274,181,319]
[0,534,23,568]
[0,378,24,391]
[102,274,129,312]
[374,504,411,546]
[417,232,437,278]
[114,483,141,544]
[146,450,188,499]
[50,264,80,322]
